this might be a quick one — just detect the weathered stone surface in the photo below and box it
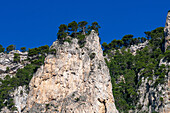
[135,58,170,113]
[12,86,28,113]
[0,50,28,79]
[164,12,170,51]
[0,50,29,113]
[134,12,170,113]
[24,30,118,113]
[129,41,148,55]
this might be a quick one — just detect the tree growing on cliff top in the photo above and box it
[21,47,26,52]
[78,21,88,35]
[6,45,16,53]
[0,45,5,53]
[91,22,101,33]
[57,24,68,41]
[144,31,151,40]
[68,21,78,37]
[122,35,133,47]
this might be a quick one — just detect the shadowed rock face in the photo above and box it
[164,12,170,51]
[24,30,118,113]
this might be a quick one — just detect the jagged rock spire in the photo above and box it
[164,11,170,51]
[24,31,118,113]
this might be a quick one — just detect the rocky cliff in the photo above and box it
[24,30,118,113]
[135,59,170,113]
[0,50,29,113]
[135,12,170,113]
[164,11,170,51]
[0,50,28,79]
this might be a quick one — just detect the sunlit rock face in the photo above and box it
[164,12,170,51]
[0,50,28,79]
[24,30,118,113]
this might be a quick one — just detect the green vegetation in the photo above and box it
[0,45,55,111]
[103,27,168,112]
[164,49,170,62]
[6,67,10,72]
[13,53,20,63]
[0,21,168,112]
[90,53,96,60]
[78,21,88,35]
[57,21,100,46]
[20,47,26,52]
[6,45,16,53]
[77,34,86,48]
[0,45,5,53]
[68,21,78,37]
[102,35,147,54]
[28,45,49,57]
[160,97,164,102]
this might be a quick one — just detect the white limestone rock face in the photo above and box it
[164,11,170,51]
[0,50,29,113]
[129,41,148,55]
[135,58,170,113]
[24,30,118,113]
[12,86,28,113]
[0,50,28,79]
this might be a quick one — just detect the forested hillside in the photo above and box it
[0,17,169,113]
[102,27,169,112]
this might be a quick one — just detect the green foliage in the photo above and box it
[64,38,72,43]
[6,45,15,53]
[13,53,20,63]
[49,49,56,55]
[0,45,52,110]
[77,34,86,48]
[0,45,5,53]
[104,27,168,112]
[152,111,159,113]
[159,97,163,102]
[78,21,88,35]
[150,27,164,50]
[91,22,101,33]
[6,67,10,72]
[56,21,101,46]
[68,21,78,37]
[102,42,108,50]
[164,50,170,62]
[0,62,41,110]
[28,45,49,57]
[90,53,96,60]
[57,24,68,41]
[20,47,26,52]
[144,31,151,40]
[122,34,133,47]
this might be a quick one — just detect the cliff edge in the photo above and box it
[24,30,118,113]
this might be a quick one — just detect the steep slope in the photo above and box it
[24,30,118,113]
[0,50,28,79]
[164,11,170,51]
[102,12,170,113]
[135,12,170,113]
[0,50,29,113]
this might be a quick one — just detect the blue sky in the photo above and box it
[0,0,169,50]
